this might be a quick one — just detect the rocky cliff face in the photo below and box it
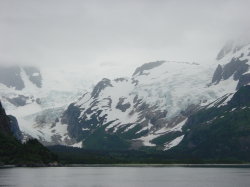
[0,102,23,140]
[212,41,250,89]
[0,102,12,136]
[8,115,23,141]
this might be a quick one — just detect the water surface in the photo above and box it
[1,167,250,187]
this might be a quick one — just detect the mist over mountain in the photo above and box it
[1,37,249,158]
[1,0,250,77]
[1,0,250,164]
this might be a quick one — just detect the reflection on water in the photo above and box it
[1,167,250,187]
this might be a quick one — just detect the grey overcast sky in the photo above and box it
[0,0,250,78]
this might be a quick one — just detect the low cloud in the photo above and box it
[0,0,249,77]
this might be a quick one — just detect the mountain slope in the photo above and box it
[170,85,250,161]
[55,40,250,150]
[0,102,57,165]
[0,65,88,145]
[57,59,234,150]
[1,39,249,153]
[211,40,250,89]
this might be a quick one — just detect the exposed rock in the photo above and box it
[23,107,64,134]
[222,58,248,80]
[116,98,131,112]
[237,73,250,90]
[36,98,42,105]
[233,63,249,80]
[58,56,247,150]
[0,102,12,135]
[211,57,249,85]
[91,78,113,98]
[8,115,23,141]
[114,78,128,82]
[0,65,42,90]
[229,85,250,106]
[212,64,223,84]
[174,86,250,160]
[23,66,42,88]
[0,102,23,140]
[5,95,29,107]
[133,61,165,76]
[0,66,24,90]
[131,78,139,86]
[61,104,82,140]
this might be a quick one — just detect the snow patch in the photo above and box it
[71,141,82,148]
[136,133,160,147]
[164,135,184,151]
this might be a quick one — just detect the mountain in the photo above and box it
[50,39,250,151]
[0,65,42,113]
[170,85,250,161]
[54,64,226,149]
[0,65,42,90]
[0,102,57,165]
[212,40,250,89]
[1,38,249,155]
[0,102,23,140]
[0,65,88,145]
[164,40,250,160]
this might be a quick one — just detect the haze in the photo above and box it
[0,0,250,79]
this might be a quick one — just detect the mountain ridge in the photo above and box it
[1,39,249,155]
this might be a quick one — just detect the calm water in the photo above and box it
[1,167,250,187]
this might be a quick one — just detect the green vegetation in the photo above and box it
[2,86,250,165]
[0,101,57,165]
[48,145,180,164]
[49,86,250,164]
[169,86,250,161]
[83,125,130,150]
[48,145,247,164]
[0,132,57,165]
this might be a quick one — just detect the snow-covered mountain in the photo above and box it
[0,65,90,144]
[212,40,250,89]
[1,39,249,151]
[51,40,250,150]
[168,84,250,160]
[63,61,216,149]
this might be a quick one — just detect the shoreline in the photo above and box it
[64,164,250,168]
[2,163,250,168]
